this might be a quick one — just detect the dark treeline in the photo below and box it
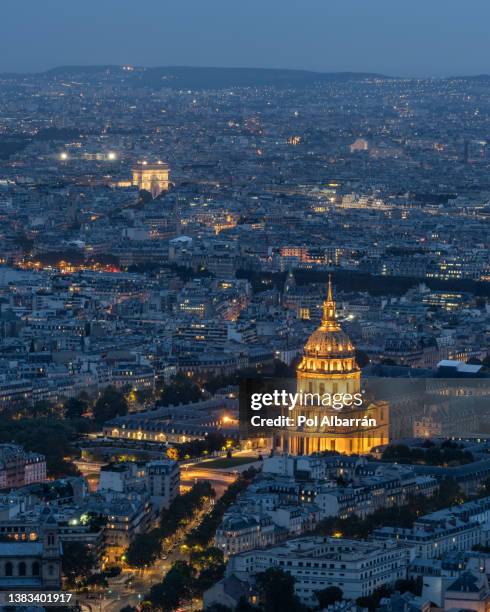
[237,268,490,298]
[0,128,95,160]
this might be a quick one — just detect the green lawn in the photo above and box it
[198,456,259,469]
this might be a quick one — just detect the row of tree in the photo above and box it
[381,440,474,467]
[125,481,215,568]
[166,432,238,462]
[146,549,226,611]
[184,468,258,549]
[127,470,259,610]
[3,385,129,424]
[237,267,490,298]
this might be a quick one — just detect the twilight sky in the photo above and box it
[1,0,489,77]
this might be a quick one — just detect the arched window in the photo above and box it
[18,562,26,576]
[5,562,13,576]
[47,534,54,546]
[32,561,40,576]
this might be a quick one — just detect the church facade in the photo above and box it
[0,511,62,591]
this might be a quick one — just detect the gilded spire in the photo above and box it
[327,274,333,302]
[321,275,340,330]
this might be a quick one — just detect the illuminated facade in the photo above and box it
[131,161,170,198]
[282,278,388,455]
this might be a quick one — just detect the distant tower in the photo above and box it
[131,160,170,198]
[284,271,296,294]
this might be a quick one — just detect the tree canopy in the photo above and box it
[256,568,304,612]
[62,542,95,587]
[93,386,128,422]
[125,530,163,568]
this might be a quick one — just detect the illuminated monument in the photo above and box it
[281,277,388,455]
[131,160,170,198]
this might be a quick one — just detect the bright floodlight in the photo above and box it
[60,152,68,160]
[107,151,117,161]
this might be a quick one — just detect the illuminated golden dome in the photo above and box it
[304,327,354,358]
[297,276,358,374]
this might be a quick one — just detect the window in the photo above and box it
[19,562,26,576]
[5,562,13,576]
[32,561,40,576]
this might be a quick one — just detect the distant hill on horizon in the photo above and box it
[41,65,393,89]
[3,65,489,89]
